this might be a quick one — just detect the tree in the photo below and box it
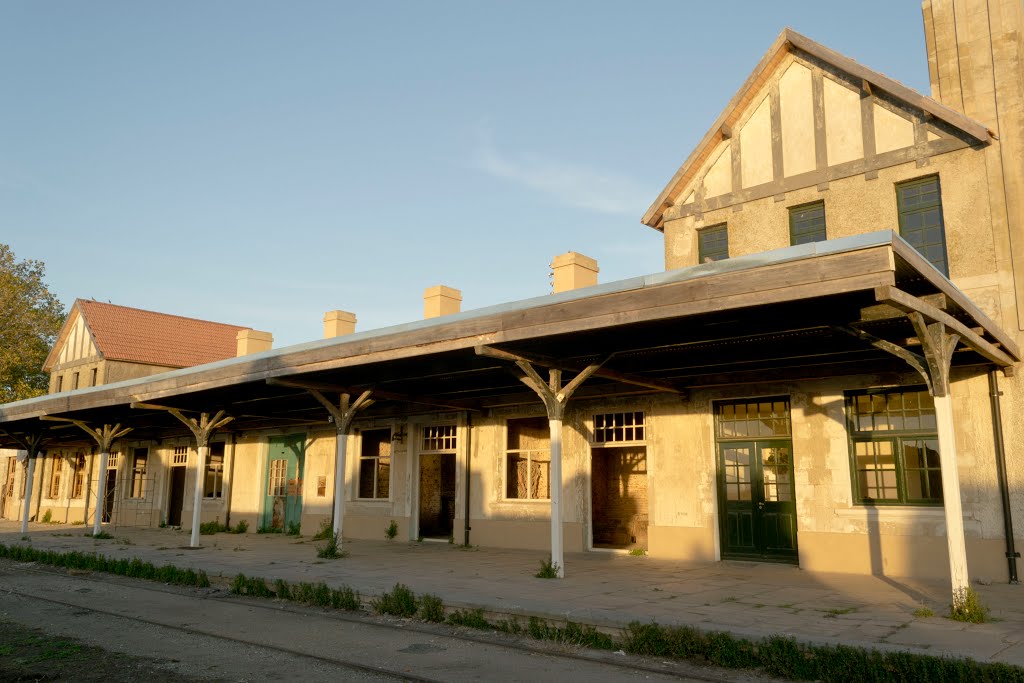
[0,244,64,403]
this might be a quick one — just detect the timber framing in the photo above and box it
[0,232,1016,449]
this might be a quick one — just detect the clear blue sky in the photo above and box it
[1,1,931,347]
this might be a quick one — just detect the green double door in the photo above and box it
[718,440,797,562]
[262,435,305,532]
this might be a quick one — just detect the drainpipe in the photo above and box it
[988,370,1020,584]
[463,413,472,547]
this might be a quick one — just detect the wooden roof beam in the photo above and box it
[265,378,481,413]
[874,286,1017,368]
[475,345,686,396]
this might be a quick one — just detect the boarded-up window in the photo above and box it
[71,453,86,498]
[505,417,549,500]
[48,455,62,499]
[358,429,391,499]
[5,458,16,497]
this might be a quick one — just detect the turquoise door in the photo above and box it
[262,435,305,532]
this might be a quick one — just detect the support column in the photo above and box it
[332,427,348,537]
[20,457,35,534]
[93,450,109,536]
[934,393,969,597]
[190,444,210,547]
[548,416,565,578]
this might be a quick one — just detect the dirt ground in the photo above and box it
[0,620,208,682]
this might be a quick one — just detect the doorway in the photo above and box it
[102,469,116,523]
[167,466,186,526]
[418,453,455,539]
[715,399,797,563]
[591,446,648,550]
[262,435,305,533]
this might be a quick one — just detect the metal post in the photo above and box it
[20,456,35,534]
[93,450,108,536]
[190,444,208,547]
[934,393,970,601]
[333,428,347,539]
[548,417,564,578]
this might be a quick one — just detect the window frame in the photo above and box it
[356,428,393,500]
[788,200,827,245]
[6,457,17,498]
[896,175,949,277]
[503,416,551,502]
[203,442,225,499]
[129,447,148,499]
[697,223,729,263]
[845,387,943,507]
[48,454,62,499]
[71,453,86,499]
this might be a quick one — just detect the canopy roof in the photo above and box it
[3,232,1017,448]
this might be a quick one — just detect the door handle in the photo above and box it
[757,501,765,510]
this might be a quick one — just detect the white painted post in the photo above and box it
[332,428,348,540]
[20,457,35,534]
[92,451,109,536]
[190,444,208,548]
[548,417,565,578]
[934,393,970,600]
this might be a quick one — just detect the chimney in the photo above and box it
[551,252,599,293]
[423,285,462,319]
[236,329,273,356]
[323,310,357,338]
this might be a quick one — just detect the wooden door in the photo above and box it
[718,440,797,562]
[262,435,304,532]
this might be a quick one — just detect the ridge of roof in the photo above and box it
[640,28,993,231]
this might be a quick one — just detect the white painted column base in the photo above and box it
[20,457,35,535]
[934,393,970,601]
[549,417,564,578]
[190,445,209,548]
[93,451,109,536]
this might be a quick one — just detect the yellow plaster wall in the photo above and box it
[873,104,915,154]
[740,96,773,188]
[703,145,732,199]
[779,62,815,177]
[823,76,863,165]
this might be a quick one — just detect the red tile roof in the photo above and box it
[76,300,249,368]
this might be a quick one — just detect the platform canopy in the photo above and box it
[0,231,1017,447]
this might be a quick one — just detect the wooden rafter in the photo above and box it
[266,378,480,413]
[832,325,934,394]
[475,345,685,396]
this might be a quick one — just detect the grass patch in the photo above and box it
[372,582,417,617]
[0,543,209,588]
[447,608,491,629]
[231,520,249,534]
[628,548,647,556]
[385,519,398,540]
[86,531,113,540]
[950,587,990,623]
[418,593,445,622]
[41,510,52,524]
[286,521,301,536]
[823,607,857,617]
[315,532,345,559]
[256,525,282,534]
[311,519,333,541]
[914,606,935,618]
[535,556,559,578]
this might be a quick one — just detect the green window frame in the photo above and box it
[897,175,948,277]
[698,224,728,263]
[789,201,826,245]
[845,388,942,506]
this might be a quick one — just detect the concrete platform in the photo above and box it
[3,521,1023,667]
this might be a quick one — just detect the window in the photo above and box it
[698,224,729,263]
[789,201,826,245]
[48,455,62,499]
[593,412,645,444]
[172,446,188,465]
[204,443,225,498]
[72,372,80,390]
[358,429,391,499]
[717,400,791,439]
[422,425,457,451]
[71,453,86,498]
[897,176,948,276]
[846,388,941,505]
[5,458,15,497]
[505,417,550,500]
[55,376,63,393]
[268,459,288,496]
[90,368,98,386]
[130,448,148,498]
[317,476,327,497]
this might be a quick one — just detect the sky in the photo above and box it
[1,1,932,348]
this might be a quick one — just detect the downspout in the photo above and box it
[988,370,1020,584]
[463,413,472,547]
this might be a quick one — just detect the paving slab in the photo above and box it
[2,521,1024,667]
